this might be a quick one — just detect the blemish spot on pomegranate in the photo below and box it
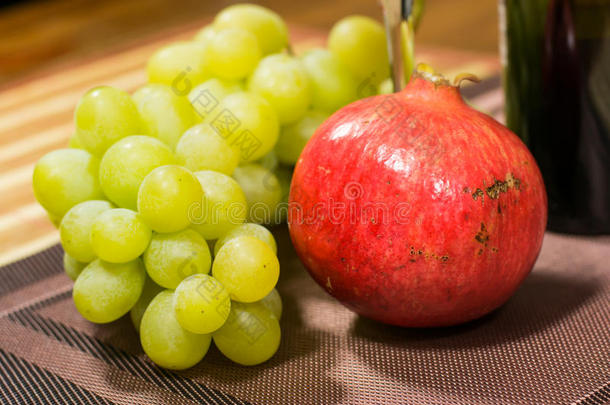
[474,223,490,246]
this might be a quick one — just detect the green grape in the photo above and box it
[213,4,288,55]
[140,290,211,370]
[275,110,328,165]
[73,258,146,324]
[90,208,152,263]
[214,223,277,256]
[191,170,247,240]
[205,28,261,80]
[63,252,87,281]
[59,200,114,262]
[130,275,163,332]
[232,164,282,224]
[247,54,311,124]
[174,274,231,334]
[147,41,209,91]
[175,124,239,175]
[328,16,389,87]
[213,301,280,366]
[68,133,83,149]
[378,77,394,94]
[137,165,204,233]
[193,25,216,44]
[272,166,292,225]
[188,78,243,122]
[48,212,62,228]
[74,86,143,156]
[143,229,211,289]
[212,236,279,303]
[259,288,282,320]
[99,135,176,210]
[204,92,279,162]
[301,48,358,112]
[33,149,104,218]
[257,150,278,171]
[133,84,197,150]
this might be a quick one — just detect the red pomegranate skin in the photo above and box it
[288,75,547,327]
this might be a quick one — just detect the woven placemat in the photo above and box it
[0,225,608,405]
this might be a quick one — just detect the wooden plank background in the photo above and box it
[0,1,502,265]
[0,0,499,85]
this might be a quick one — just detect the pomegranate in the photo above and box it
[288,67,547,327]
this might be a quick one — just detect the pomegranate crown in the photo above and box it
[412,63,481,88]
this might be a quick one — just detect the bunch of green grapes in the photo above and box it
[35,138,283,370]
[31,3,423,370]
[43,149,283,368]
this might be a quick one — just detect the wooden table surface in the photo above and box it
[0,0,499,85]
[0,0,502,265]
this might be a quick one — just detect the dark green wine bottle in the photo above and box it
[500,0,610,234]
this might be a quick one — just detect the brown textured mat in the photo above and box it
[0,226,608,405]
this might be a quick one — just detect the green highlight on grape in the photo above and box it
[74,86,143,157]
[73,259,146,324]
[143,229,212,289]
[213,300,281,366]
[275,110,329,165]
[190,170,248,240]
[213,3,288,55]
[99,135,176,210]
[174,274,231,334]
[175,124,239,175]
[137,165,205,233]
[90,208,152,264]
[232,164,282,224]
[205,28,262,80]
[204,91,279,163]
[214,223,277,256]
[133,84,197,150]
[60,200,114,263]
[301,48,358,113]
[247,54,312,125]
[188,78,243,122]
[328,15,390,87]
[212,236,279,303]
[194,25,216,44]
[140,290,212,370]
[147,41,209,91]
[33,149,105,218]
